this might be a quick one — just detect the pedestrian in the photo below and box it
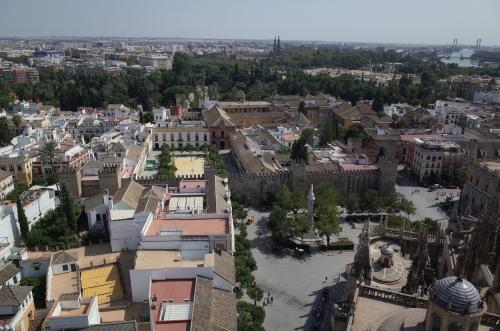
[271,297,274,303]
[325,276,328,282]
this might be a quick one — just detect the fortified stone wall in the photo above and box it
[228,160,392,205]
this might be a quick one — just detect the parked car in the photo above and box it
[246,215,255,225]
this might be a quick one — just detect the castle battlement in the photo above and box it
[98,164,121,175]
[57,165,80,175]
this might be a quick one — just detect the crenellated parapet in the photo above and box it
[98,164,122,175]
[57,165,80,175]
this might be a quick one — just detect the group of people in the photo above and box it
[263,292,274,306]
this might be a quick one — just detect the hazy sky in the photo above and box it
[1,0,499,45]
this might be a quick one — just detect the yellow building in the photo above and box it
[0,156,33,185]
[152,120,209,150]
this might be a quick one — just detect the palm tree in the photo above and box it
[39,141,59,189]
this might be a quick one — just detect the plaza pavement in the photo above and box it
[395,174,460,227]
[245,210,360,331]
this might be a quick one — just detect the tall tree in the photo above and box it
[290,138,309,164]
[292,214,310,240]
[319,119,337,146]
[361,189,381,214]
[61,183,77,232]
[398,198,416,220]
[0,117,13,146]
[16,197,29,242]
[298,101,307,115]
[300,128,314,146]
[372,91,384,113]
[39,141,58,174]
[314,183,340,246]
[268,206,291,243]
[345,193,360,213]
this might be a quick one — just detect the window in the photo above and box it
[220,131,224,138]
[62,264,68,271]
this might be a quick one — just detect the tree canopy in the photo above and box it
[2,47,496,116]
[314,183,340,246]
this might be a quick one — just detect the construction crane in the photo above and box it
[476,38,482,49]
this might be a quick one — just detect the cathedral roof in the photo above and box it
[431,276,482,314]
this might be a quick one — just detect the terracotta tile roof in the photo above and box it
[0,285,32,306]
[213,251,235,284]
[0,169,12,182]
[210,287,237,331]
[191,276,236,331]
[113,181,146,210]
[110,142,126,153]
[206,175,228,214]
[0,263,20,285]
[51,251,77,265]
[191,277,212,331]
[84,193,105,211]
[136,186,164,214]
[229,130,277,175]
[203,106,235,127]
[125,144,145,163]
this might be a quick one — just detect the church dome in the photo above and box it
[381,244,394,255]
[431,276,482,314]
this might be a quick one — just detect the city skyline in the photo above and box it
[1,0,500,45]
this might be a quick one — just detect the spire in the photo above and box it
[277,35,281,54]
